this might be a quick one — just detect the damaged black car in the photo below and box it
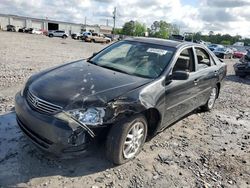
[234,49,250,78]
[15,38,227,164]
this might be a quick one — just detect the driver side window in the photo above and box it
[173,48,195,73]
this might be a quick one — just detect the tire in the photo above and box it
[239,74,246,78]
[62,35,67,39]
[201,86,218,111]
[49,34,53,37]
[91,39,95,43]
[106,114,148,165]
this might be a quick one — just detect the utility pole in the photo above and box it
[84,16,87,31]
[112,7,116,34]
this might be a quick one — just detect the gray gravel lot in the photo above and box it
[0,31,250,188]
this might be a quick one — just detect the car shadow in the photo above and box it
[0,111,113,187]
[226,74,250,85]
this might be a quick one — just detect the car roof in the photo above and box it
[124,37,193,48]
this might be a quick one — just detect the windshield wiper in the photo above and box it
[98,65,131,75]
[86,59,96,64]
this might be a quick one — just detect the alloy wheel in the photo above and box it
[208,87,217,109]
[123,121,145,159]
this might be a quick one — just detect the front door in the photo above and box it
[161,47,200,128]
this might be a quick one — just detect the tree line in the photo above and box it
[115,20,250,46]
[193,32,250,46]
[114,20,179,39]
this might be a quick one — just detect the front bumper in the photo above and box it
[15,92,92,157]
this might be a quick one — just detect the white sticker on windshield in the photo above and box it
[147,48,168,55]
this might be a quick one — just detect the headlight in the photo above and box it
[69,108,105,126]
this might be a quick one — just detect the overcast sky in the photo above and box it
[1,0,250,37]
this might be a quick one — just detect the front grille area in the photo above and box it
[26,90,63,114]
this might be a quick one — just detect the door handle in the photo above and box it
[194,79,199,85]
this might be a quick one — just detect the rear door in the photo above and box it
[193,47,219,107]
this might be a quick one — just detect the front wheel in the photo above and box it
[201,86,218,111]
[106,114,148,165]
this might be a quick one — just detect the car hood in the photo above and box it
[29,60,151,108]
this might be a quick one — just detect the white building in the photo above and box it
[0,13,82,34]
[0,13,113,35]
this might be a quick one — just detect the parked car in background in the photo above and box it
[71,32,82,40]
[15,37,227,164]
[84,32,111,43]
[24,28,34,34]
[48,30,68,39]
[234,50,250,78]
[233,47,247,58]
[104,34,119,41]
[208,44,224,51]
[18,27,26,32]
[213,47,233,59]
[80,32,92,40]
[41,29,48,36]
[32,29,43,35]
[6,25,16,32]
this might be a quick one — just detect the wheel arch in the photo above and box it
[142,108,162,137]
[216,82,221,98]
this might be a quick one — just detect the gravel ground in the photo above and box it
[0,31,250,188]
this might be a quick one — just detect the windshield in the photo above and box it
[89,40,175,78]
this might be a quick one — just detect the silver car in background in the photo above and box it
[48,30,68,39]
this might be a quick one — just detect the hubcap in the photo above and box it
[123,122,145,159]
[208,88,217,109]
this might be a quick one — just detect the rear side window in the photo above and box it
[173,48,195,73]
[195,48,211,70]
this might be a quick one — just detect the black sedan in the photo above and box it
[15,38,227,164]
[234,50,250,78]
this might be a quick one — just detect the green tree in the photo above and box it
[121,21,146,36]
[149,20,172,39]
[122,20,135,36]
[193,32,202,41]
[221,40,231,45]
[134,22,146,36]
[113,28,123,35]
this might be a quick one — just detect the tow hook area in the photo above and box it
[68,127,86,146]
[55,111,95,146]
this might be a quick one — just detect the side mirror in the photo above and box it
[171,71,189,80]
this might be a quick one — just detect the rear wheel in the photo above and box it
[49,34,53,37]
[62,35,67,39]
[201,86,218,111]
[106,114,148,165]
